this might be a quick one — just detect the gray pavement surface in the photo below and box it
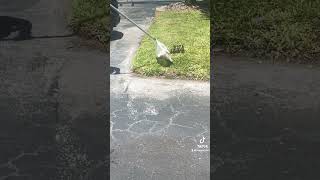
[110,3,210,180]
[1,1,108,179]
[110,3,156,73]
[212,55,320,179]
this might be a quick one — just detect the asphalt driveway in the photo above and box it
[110,3,156,73]
[110,2,210,180]
[1,1,108,179]
[212,55,320,179]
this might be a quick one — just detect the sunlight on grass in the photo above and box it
[133,10,210,80]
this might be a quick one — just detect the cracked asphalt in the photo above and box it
[1,1,108,179]
[110,2,210,179]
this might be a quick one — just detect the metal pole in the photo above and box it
[110,4,156,41]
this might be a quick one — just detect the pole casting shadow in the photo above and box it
[0,16,75,41]
[110,30,123,41]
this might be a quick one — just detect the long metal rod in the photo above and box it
[110,4,156,41]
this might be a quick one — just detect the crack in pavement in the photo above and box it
[110,77,210,179]
[111,92,209,142]
[110,3,210,179]
[0,146,53,180]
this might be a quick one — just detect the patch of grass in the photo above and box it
[212,0,320,62]
[133,10,210,80]
[70,0,109,45]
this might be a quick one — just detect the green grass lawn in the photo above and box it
[212,0,320,62]
[133,10,210,80]
[70,0,108,45]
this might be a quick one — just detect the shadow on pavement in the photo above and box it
[0,34,76,41]
[0,16,32,40]
[110,66,121,74]
[0,16,75,41]
[111,30,124,41]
